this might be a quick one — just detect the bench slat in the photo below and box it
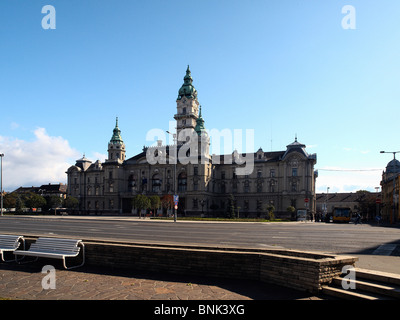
[0,235,25,262]
[0,235,23,250]
[14,250,78,258]
[13,237,84,269]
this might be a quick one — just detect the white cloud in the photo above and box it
[316,167,382,193]
[10,122,20,130]
[0,128,80,191]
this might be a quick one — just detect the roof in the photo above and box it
[12,184,67,195]
[385,158,400,174]
[316,192,379,203]
[282,137,308,159]
[110,117,124,144]
[213,151,285,165]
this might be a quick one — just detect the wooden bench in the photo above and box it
[14,237,85,270]
[0,234,25,262]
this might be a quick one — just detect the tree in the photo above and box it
[45,195,63,211]
[15,196,24,213]
[226,194,236,219]
[25,193,46,211]
[287,206,296,220]
[132,194,150,218]
[3,192,18,209]
[64,196,79,212]
[265,204,275,221]
[356,190,376,220]
[149,195,161,216]
[161,194,173,211]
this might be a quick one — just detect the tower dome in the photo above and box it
[194,105,207,137]
[110,117,123,144]
[177,65,198,100]
[107,117,125,163]
[385,158,400,175]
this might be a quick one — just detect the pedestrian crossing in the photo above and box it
[373,244,397,256]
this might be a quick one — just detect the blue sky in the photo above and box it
[0,0,399,192]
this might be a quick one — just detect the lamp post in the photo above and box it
[166,130,177,223]
[380,151,400,224]
[0,153,4,216]
[324,186,330,221]
[200,199,205,217]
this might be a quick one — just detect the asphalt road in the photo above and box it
[1,216,399,255]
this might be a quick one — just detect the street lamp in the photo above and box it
[0,153,4,216]
[380,150,400,224]
[323,186,330,220]
[166,130,177,223]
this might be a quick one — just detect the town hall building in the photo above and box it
[66,67,318,218]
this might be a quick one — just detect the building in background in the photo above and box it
[12,183,67,199]
[66,67,317,218]
[380,157,400,223]
[316,191,381,221]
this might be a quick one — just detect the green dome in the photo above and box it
[110,117,123,144]
[194,106,208,137]
[177,65,198,100]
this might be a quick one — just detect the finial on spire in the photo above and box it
[295,133,298,142]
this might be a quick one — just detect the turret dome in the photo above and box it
[177,65,198,100]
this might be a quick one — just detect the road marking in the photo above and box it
[373,244,397,256]
[272,236,294,239]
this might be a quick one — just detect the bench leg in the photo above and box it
[63,243,85,270]
[15,255,39,265]
[1,251,11,262]
[1,240,26,263]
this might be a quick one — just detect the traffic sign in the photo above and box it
[304,198,309,203]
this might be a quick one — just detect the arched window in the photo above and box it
[178,172,187,192]
[152,173,162,193]
[128,175,136,191]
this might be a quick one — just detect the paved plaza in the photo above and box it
[0,261,321,300]
[1,217,399,301]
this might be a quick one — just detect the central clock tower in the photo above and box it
[174,66,199,142]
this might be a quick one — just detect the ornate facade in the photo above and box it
[380,157,400,222]
[66,67,317,218]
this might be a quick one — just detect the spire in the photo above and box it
[177,65,198,100]
[195,105,207,136]
[110,117,123,144]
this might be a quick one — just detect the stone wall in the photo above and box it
[21,237,357,293]
[82,241,357,293]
